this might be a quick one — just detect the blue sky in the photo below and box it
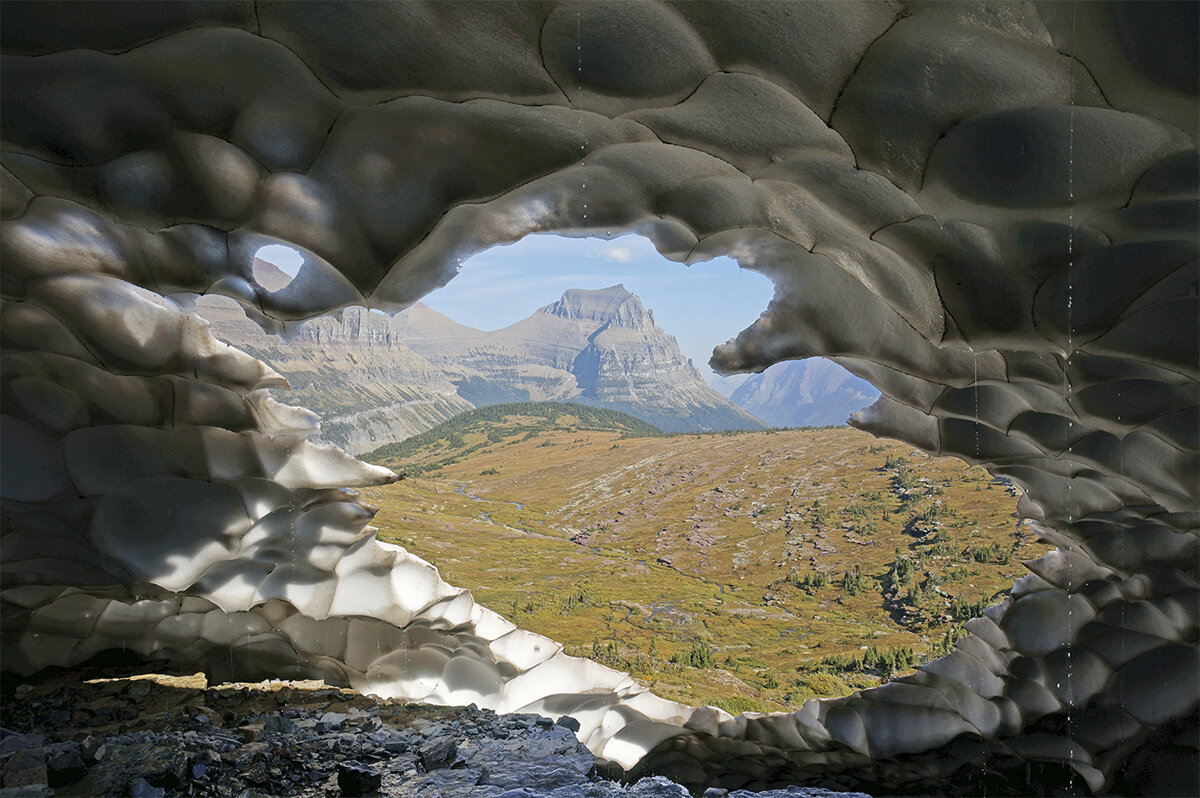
[420,234,775,381]
[257,244,305,276]
[255,235,776,382]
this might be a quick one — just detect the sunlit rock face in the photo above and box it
[1,2,1195,794]
[197,295,476,455]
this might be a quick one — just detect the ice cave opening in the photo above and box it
[1,1,1196,795]
[193,223,1040,734]
[251,244,304,293]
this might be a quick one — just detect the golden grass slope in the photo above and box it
[362,414,1051,714]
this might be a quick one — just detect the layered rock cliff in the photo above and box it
[198,295,473,455]
[402,286,765,433]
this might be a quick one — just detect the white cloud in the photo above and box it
[602,246,634,263]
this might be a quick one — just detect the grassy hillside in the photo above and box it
[570,397,766,434]
[361,421,1050,714]
[365,402,662,475]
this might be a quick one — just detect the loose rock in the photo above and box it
[44,742,87,787]
[337,760,382,796]
[0,670,871,797]
[417,736,458,770]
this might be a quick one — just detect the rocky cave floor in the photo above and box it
[0,664,869,798]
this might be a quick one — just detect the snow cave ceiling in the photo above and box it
[1,1,1197,794]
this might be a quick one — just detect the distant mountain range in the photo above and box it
[730,359,879,428]
[391,286,765,435]
[197,285,764,453]
[198,285,879,454]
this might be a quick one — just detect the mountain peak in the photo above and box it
[543,285,650,327]
[574,283,631,298]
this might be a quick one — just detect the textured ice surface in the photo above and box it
[1,2,1196,794]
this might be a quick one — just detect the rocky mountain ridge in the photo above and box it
[197,286,763,453]
[196,296,474,455]
[403,286,764,433]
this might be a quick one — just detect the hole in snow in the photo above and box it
[422,233,879,424]
[252,244,304,292]
[197,232,1041,714]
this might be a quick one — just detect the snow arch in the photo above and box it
[1,2,1196,793]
